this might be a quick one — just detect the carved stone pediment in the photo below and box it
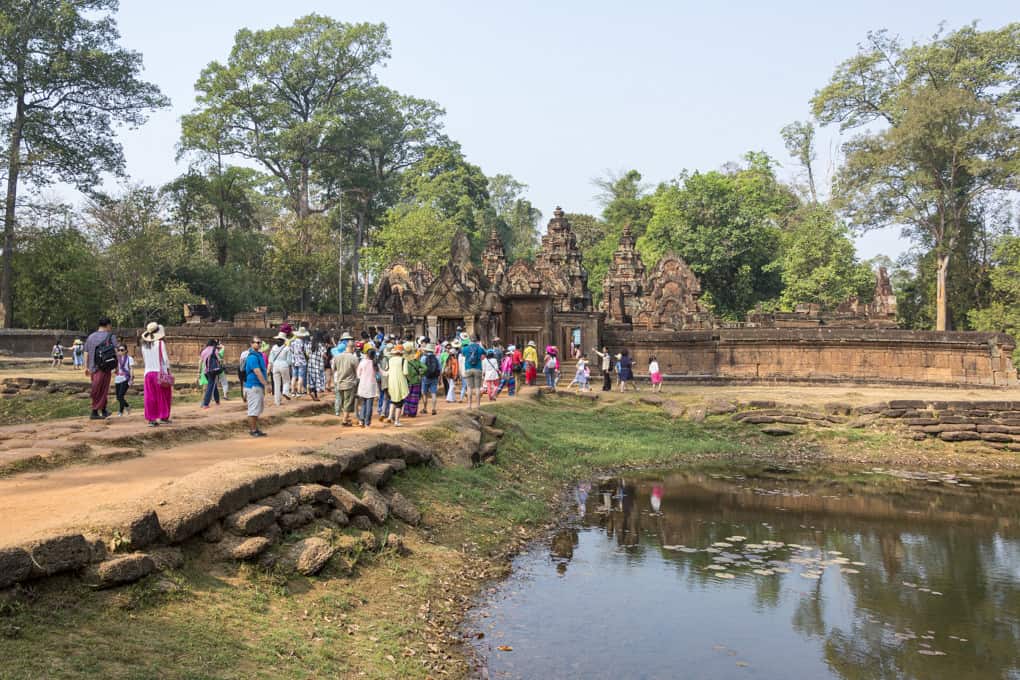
[370,260,434,316]
[634,253,709,329]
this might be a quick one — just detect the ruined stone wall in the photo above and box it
[602,327,1017,386]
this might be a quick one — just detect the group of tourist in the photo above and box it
[73,316,664,436]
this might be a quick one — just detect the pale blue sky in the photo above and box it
[100,0,1016,260]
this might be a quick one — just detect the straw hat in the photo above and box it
[402,341,414,353]
[527,340,536,347]
[141,322,165,342]
[72,339,83,346]
[340,331,353,341]
[452,340,462,349]
[274,331,288,341]
[294,326,310,338]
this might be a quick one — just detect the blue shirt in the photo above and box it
[244,351,266,389]
[464,342,484,370]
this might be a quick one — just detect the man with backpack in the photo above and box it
[82,317,118,420]
[420,345,442,416]
[463,334,485,409]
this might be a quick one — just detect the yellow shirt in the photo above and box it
[522,346,538,364]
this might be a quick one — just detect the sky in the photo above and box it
[93,0,1017,261]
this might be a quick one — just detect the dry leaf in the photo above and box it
[497,645,513,652]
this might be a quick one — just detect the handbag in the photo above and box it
[158,340,175,386]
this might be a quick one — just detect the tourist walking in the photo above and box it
[199,339,223,408]
[522,340,538,386]
[496,347,517,396]
[463,334,485,408]
[290,326,310,396]
[139,322,173,426]
[216,343,230,400]
[403,343,425,417]
[618,349,637,392]
[51,339,64,368]
[377,338,392,420]
[543,346,559,389]
[420,345,441,415]
[114,344,134,416]
[72,338,84,369]
[444,341,460,403]
[243,336,268,437]
[332,333,359,426]
[83,317,118,420]
[571,357,590,392]
[356,348,379,427]
[386,345,409,426]
[268,333,293,406]
[592,346,613,392]
[307,333,327,402]
[649,355,663,392]
[483,349,501,400]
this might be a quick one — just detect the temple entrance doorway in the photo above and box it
[438,317,462,341]
[511,330,539,352]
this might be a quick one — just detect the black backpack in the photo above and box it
[94,334,117,371]
[207,351,223,376]
[424,353,441,379]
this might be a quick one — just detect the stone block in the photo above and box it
[904,418,940,426]
[357,462,396,487]
[87,553,155,589]
[286,484,332,505]
[258,489,298,517]
[888,400,927,410]
[148,547,184,572]
[329,485,368,516]
[0,548,32,588]
[761,426,795,436]
[328,509,349,527]
[28,534,92,577]
[880,409,906,418]
[980,432,1013,443]
[383,490,422,526]
[288,537,335,576]
[278,506,315,532]
[919,424,976,433]
[742,415,778,424]
[939,431,982,442]
[219,536,272,561]
[360,486,389,524]
[775,416,809,425]
[224,504,277,536]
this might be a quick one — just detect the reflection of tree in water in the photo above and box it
[578,473,1020,679]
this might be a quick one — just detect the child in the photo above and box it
[649,355,663,392]
[483,349,501,401]
[573,357,590,392]
[72,339,84,368]
[114,344,134,416]
[51,340,64,368]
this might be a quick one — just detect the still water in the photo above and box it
[466,470,1020,679]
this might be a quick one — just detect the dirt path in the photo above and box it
[0,395,476,547]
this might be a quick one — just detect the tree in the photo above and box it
[318,85,445,309]
[584,170,654,306]
[366,145,489,272]
[0,0,168,327]
[641,153,798,319]
[565,213,603,252]
[812,24,1020,330]
[780,120,818,202]
[766,204,874,310]
[487,174,541,262]
[180,15,389,220]
[969,235,1020,361]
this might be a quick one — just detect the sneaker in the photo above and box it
[148,421,159,427]
[159,418,172,425]
[431,410,437,415]
[101,410,111,419]
[250,430,267,438]
[393,422,403,427]
[89,413,104,420]
[201,405,210,410]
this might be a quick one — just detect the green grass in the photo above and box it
[0,391,203,427]
[0,397,796,680]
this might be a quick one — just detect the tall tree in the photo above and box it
[812,24,1020,330]
[0,0,168,327]
[180,15,390,221]
[780,120,818,202]
[641,153,798,319]
[319,85,445,309]
[487,174,541,262]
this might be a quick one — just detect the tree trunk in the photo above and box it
[351,209,366,313]
[0,99,25,329]
[935,252,950,331]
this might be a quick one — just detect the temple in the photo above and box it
[3,207,1012,386]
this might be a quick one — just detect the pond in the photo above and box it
[465,469,1020,679]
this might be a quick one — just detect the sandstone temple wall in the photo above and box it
[602,327,1017,387]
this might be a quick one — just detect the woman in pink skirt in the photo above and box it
[648,355,663,393]
[140,322,173,426]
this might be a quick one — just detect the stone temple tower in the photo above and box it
[535,207,593,312]
[480,226,508,292]
[601,223,646,323]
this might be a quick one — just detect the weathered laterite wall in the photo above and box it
[603,327,1017,387]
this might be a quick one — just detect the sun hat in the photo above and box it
[274,331,288,341]
[527,340,536,347]
[279,323,293,335]
[452,340,462,349]
[402,341,414,353]
[141,322,165,343]
[340,331,353,341]
[294,326,310,338]
[459,332,470,343]
[507,344,516,352]
[73,339,83,346]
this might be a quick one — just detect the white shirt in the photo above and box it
[649,361,660,374]
[141,341,170,375]
[483,357,500,382]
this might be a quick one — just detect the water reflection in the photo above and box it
[468,471,1020,680]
